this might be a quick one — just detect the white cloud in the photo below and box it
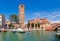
[45,12,60,19]
[32,12,60,20]
[31,12,60,23]
[51,20,60,23]
[33,12,41,17]
[51,12,60,18]
[52,14,60,18]
[24,22,28,25]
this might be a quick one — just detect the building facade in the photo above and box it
[18,4,24,28]
[5,21,10,25]
[27,18,51,29]
[0,14,5,28]
[5,21,10,28]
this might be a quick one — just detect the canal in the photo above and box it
[0,31,60,41]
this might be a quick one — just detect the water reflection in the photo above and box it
[0,31,60,41]
[2,32,7,41]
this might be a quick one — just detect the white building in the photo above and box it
[0,14,5,28]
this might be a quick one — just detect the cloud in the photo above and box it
[52,14,60,18]
[32,12,60,19]
[51,20,60,23]
[33,12,41,18]
[24,22,28,25]
[45,12,60,19]
[30,12,60,23]
[52,12,60,17]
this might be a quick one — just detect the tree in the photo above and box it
[27,23,30,29]
[8,23,14,29]
[9,14,18,23]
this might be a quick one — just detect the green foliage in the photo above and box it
[27,23,30,28]
[9,14,18,23]
[8,23,14,29]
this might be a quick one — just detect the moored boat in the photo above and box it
[16,28,25,33]
[2,28,7,32]
[12,29,16,33]
[55,33,60,39]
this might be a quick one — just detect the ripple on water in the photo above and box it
[0,31,60,41]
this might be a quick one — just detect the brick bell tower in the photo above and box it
[18,4,24,28]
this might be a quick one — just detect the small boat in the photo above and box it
[16,28,25,33]
[12,29,16,33]
[2,29,7,32]
[55,32,60,39]
[2,28,7,32]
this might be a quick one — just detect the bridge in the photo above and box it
[52,23,60,31]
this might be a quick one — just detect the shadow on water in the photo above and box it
[55,36,60,41]
[57,36,60,39]
[54,30,60,41]
[16,32,26,41]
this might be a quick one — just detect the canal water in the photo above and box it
[0,31,60,41]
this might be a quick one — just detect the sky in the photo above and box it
[0,0,60,24]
